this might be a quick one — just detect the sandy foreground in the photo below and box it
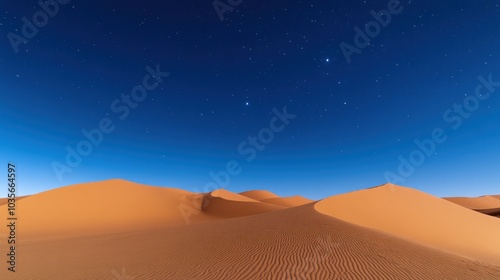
[0,179,499,279]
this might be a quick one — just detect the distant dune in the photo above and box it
[211,189,261,202]
[201,189,285,219]
[445,195,500,217]
[239,190,314,207]
[239,190,281,201]
[0,180,499,279]
[261,196,314,207]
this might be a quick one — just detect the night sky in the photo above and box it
[1,1,500,199]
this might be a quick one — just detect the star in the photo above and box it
[245,102,249,106]
[325,58,329,62]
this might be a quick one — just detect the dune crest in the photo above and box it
[210,189,260,202]
[239,190,280,201]
[201,190,285,218]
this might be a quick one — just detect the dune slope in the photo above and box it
[261,195,314,207]
[315,183,500,266]
[201,190,285,218]
[1,180,500,279]
[0,179,205,239]
[2,203,500,279]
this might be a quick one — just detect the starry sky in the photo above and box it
[1,1,500,199]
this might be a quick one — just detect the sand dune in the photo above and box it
[239,190,280,201]
[444,195,500,210]
[0,181,293,240]
[211,189,261,202]
[238,190,314,208]
[238,190,314,207]
[201,190,285,219]
[445,195,500,217]
[315,183,500,266]
[2,198,500,279]
[261,195,314,207]
[1,180,500,279]
[0,179,206,239]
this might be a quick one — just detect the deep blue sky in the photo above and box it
[1,1,499,199]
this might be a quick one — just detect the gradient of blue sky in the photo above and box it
[1,1,499,199]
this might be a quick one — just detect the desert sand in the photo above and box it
[0,179,499,279]
[315,183,500,266]
[445,195,500,217]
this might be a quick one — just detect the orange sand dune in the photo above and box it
[1,180,500,279]
[315,183,500,266]
[261,195,314,207]
[0,181,293,239]
[445,195,500,217]
[211,189,261,202]
[444,195,500,210]
[202,190,285,218]
[0,179,210,239]
[239,190,280,201]
[2,196,500,279]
